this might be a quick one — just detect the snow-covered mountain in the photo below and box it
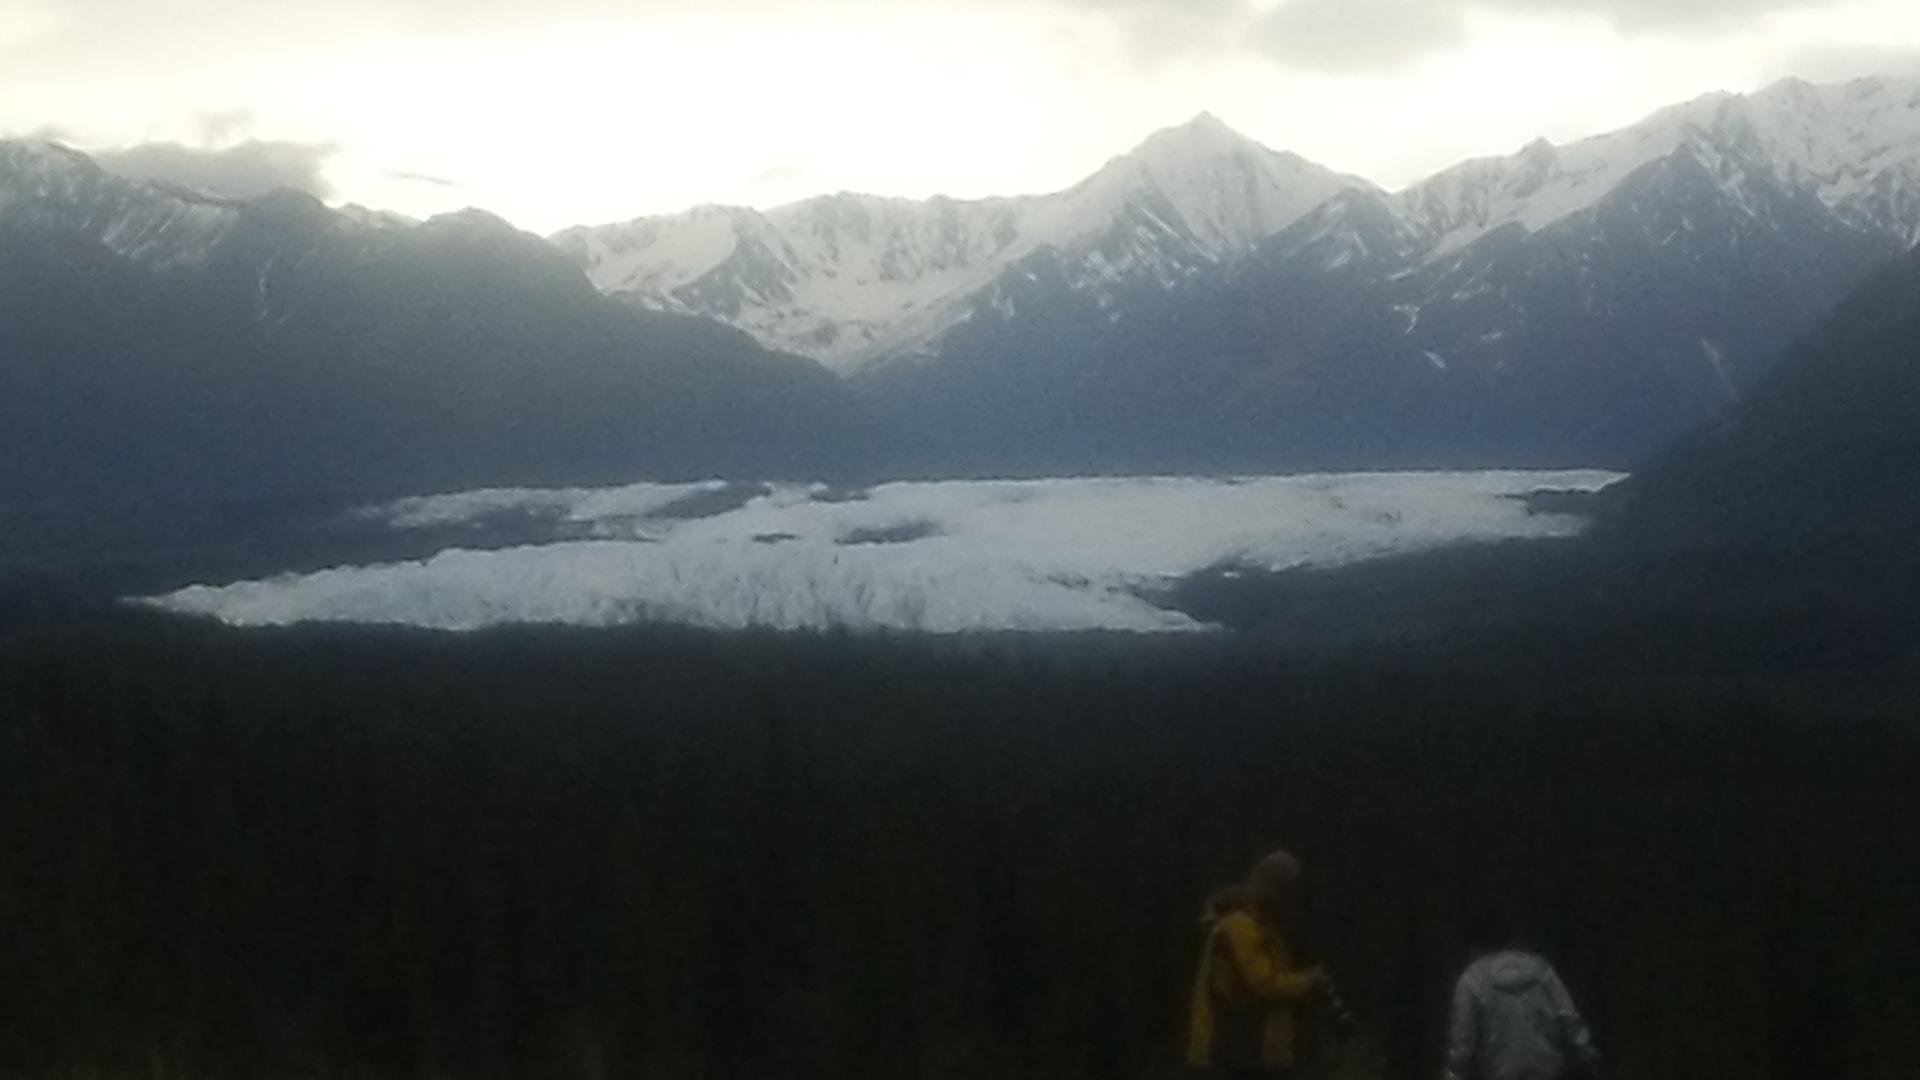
[10,74,1920,503]
[834,76,1920,471]
[0,139,252,269]
[551,113,1367,374]
[553,78,1920,471]
[1396,76,1920,255]
[0,138,431,267]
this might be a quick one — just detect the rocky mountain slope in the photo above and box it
[0,140,895,506]
[1619,235,1920,546]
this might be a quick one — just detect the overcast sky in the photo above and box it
[5,0,1920,233]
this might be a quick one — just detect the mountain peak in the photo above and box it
[0,136,85,160]
[1184,110,1234,133]
[1130,111,1263,160]
[0,138,104,190]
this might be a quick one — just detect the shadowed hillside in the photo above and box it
[1616,241,1920,548]
[0,142,901,507]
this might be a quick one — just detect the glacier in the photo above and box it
[149,471,1623,634]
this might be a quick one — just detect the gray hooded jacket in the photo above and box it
[1444,951,1599,1080]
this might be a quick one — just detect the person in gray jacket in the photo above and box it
[1443,906,1600,1080]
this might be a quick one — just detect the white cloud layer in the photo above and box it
[93,139,338,199]
[3,0,1917,230]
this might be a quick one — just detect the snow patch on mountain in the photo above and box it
[0,140,99,201]
[149,471,1623,634]
[552,115,1366,373]
[0,139,245,269]
[0,138,506,276]
[1398,76,1920,255]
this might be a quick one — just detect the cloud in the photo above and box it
[1040,0,1254,64]
[192,108,255,146]
[1513,0,1835,30]
[385,168,463,188]
[1046,0,1844,72]
[0,0,1851,82]
[747,163,810,186]
[21,123,75,142]
[1770,42,1920,83]
[1254,0,1465,73]
[94,139,339,199]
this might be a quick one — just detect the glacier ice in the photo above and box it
[148,471,1623,634]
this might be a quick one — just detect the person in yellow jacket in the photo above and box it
[1188,850,1328,1076]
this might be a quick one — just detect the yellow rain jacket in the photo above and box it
[1187,908,1318,1071]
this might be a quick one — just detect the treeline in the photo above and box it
[1,609,1917,1079]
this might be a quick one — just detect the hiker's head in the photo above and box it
[1203,849,1305,924]
[1244,850,1302,914]
[1462,900,1524,954]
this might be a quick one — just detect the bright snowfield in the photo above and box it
[151,471,1623,634]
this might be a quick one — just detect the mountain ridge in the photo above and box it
[0,140,900,507]
[556,75,1920,395]
[551,112,1367,374]
[8,74,1920,501]
[840,76,1920,472]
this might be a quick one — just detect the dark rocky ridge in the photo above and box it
[1615,241,1920,548]
[0,141,902,508]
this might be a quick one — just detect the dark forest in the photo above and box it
[3,592,1915,1080]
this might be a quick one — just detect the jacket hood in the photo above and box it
[1481,950,1550,992]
